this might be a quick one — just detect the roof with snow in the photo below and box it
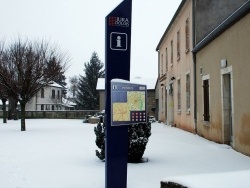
[62,98,77,107]
[49,82,64,88]
[0,100,8,105]
[96,77,156,90]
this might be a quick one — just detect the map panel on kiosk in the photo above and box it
[111,79,147,126]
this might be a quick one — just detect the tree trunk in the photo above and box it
[8,97,18,120]
[2,99,7,123]
[20,103,26,131]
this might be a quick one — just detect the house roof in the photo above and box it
[62,98,77,106]
[96,77,156,90]
[49,82,64,88]
[193,0,250,53]
[0,100,8,105]
[0,100,20,105]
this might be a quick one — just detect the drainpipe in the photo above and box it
[192,0,197,134]
[36,93,37,111]
[193,54,197,134]
[157,50,160,121]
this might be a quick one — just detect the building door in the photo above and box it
[165,86,168,120]
[168,83,174,125]
[155,99,159,121]
[222,73,233,144]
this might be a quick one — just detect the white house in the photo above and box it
[1,82,76,112]
[25,82,66,111]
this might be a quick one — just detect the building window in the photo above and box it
[165,48,168,71]
[52,89,55,99]
[57,90,60,99]
[171,40,173,65]
[177,79,181,111]
[169,83,173,96]
[162,87,164,109]
[203,79,210,121]
[185,17,190,52]
[186,74,191,111]
[161,54,163,75]
[52,105,54,110]
[177,30,180,60]
[41,104,44,111]
[41,88,44,98]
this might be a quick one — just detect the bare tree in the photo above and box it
[0,38,69,131]
[0,42,8,123]
[69,75,79,97]
[0,88,9,124]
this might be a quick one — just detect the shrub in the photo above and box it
[94,121,151,163]
[94,122,105,161]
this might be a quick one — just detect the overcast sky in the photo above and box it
[0,0,182,82]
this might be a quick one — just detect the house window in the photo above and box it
[177,79,181,111]
[186,74,191,111]
[41,88,44,98]
[41,104,44,111]
[52,105,54,110]
[177,30,180,60]
[203,79,210,121]
[171,40,173,65]
[165,48,168,71]
[57,90,60,99]
[185,17,190,52]
[52,89,55,99]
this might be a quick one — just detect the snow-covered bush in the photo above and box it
[94,121,151,163]
[94,122,105,161]
[128,122,151,162]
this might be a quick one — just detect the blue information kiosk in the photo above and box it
[105,1,132,188]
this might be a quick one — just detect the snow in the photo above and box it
[162,170,250,188]
[62,98,77,107]
[111,78,131,83]
[0,100,9,105]
[0,119,250,188]
[49,82,64,88]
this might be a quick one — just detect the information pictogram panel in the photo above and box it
[110,32,127,51]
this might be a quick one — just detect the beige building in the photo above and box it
[193,1,250,156]
[156,0,195,133]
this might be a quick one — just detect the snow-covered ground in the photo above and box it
[0,119,250,188]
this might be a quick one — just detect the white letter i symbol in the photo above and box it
[116,36,122,47]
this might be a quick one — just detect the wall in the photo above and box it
[195,0,248,43]
[196,13,250,156]
[99,90,105,111]
[157,0,195,132]
[0,110,99,119]
[147,90,156,116]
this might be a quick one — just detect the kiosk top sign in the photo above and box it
[108,16,130,27]
[111,79,147,126]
